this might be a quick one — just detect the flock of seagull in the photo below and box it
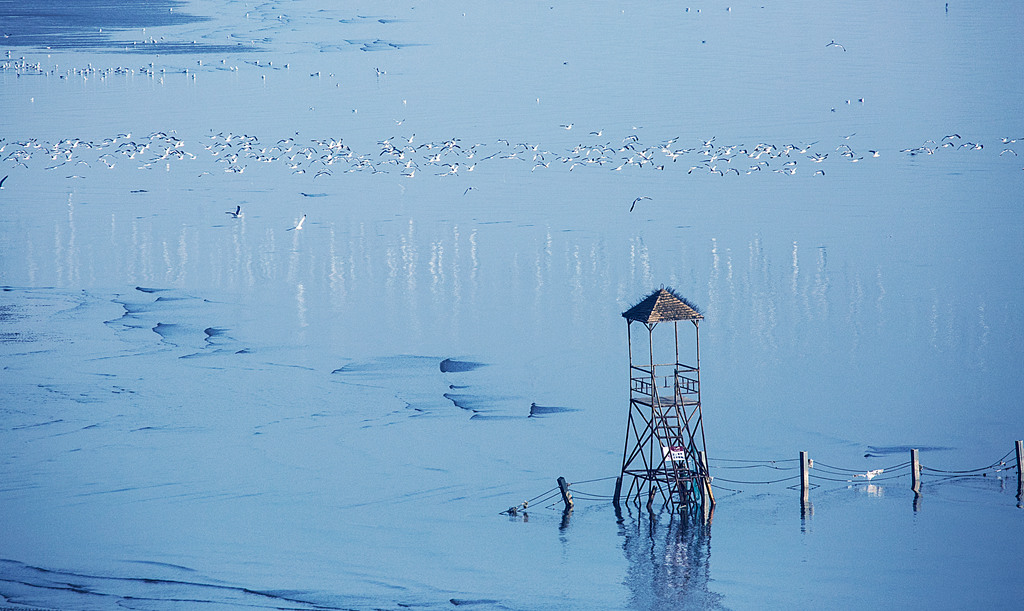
[4,49,1021,196]
[2,128,1017,189]
[2,48,1020,216]
[3,127,1017,219]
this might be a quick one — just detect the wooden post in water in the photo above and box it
[911,449,921,494]
[613,476,623,508]
[698,450,715,506]
[800,451,810,503]
[697,450,712,522]
[557,476,573,512]
[1015,440,1023,498]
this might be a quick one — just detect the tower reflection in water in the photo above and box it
[616,506,723,610]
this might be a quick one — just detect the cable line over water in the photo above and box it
[504,444,1023,513]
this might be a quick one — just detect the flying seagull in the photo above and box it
[226,205,242,218]
[287,214,306,231]
[630,196,651,212]
[826,40,846,51]
[0,175,7,189]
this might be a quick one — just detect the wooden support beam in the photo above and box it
[698,450,715,507]
[613,476,622,508]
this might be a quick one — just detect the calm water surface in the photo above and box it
[2,1,1022,609]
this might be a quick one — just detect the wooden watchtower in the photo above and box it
[614,288,714,517]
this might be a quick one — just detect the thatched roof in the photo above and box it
[622,288,703,323]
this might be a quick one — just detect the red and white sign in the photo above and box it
[662,446,687,462]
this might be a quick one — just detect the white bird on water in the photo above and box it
[854,469,884,480]
[225,205,242,218]
[287,214,306,231]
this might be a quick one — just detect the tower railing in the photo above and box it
[630,363,700,400]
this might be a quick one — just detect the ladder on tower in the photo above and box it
[648,377,700,511]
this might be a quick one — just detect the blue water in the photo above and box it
[2,1,1023,609]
